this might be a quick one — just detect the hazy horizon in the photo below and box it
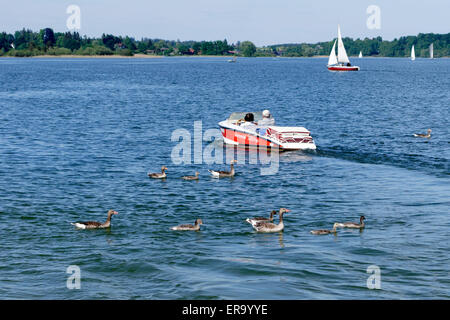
[2,0,450,46]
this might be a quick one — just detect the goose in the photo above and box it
[251,208,290,233]
[208,160,237,178]
[171,218,203,231]
[71,210,118,229]
[310,223,339,235]
[336,215,366,229]
[181,172,199,180]
[246,210,277,227]
[413,129,431,138]
[148,166,167,179]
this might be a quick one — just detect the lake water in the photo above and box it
[0,57,448,299]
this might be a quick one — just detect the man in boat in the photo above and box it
[257,109,275,127]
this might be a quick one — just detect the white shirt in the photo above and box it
[240,121,257,131]
[258,117,275,127]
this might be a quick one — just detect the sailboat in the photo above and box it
[327,25,360,71]
[359,51,363,58]
[429,43,434,59]
[411,45,416,61]
[227,56,237,63]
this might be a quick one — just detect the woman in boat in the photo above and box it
[239,113,257,131]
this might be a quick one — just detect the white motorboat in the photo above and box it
[218,111,316,151]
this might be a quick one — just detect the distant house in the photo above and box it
[188,48,195,54]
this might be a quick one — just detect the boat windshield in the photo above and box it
[228,112,264,122]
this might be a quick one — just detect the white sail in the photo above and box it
[328,40,337,66]
[430,43,434,59]
[359,51,362,58]
[411,45,415,61]
[337,25,350,64]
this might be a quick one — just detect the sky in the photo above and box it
[2,0,450,46]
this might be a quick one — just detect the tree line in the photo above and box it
[266,33,450,58]
[0,28,256,57]
[0,28,448,58]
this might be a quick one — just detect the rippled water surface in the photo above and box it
[0,57,449,299]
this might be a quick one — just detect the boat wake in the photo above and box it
[317,146,449,178]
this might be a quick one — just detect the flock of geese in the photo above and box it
[310,216,365,235]
[147,160,238,180]
[70,159,365,235]
[70,207,365,235]
[69,128,431,232]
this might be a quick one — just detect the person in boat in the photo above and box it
[257,109,275,127]
[347,62,351,66]
[238,112,257,131]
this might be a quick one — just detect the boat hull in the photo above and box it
[327,65,360,71]
[219,123,316,151]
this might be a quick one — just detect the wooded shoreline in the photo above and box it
[1,28,449,58]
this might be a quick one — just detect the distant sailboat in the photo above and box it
[411,45,416,61]
[358,51,363,58]
[327,25,360,71]
[228,56,237,63]
[429,43,434,59]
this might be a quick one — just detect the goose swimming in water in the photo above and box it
[148,166,167,179]
[208,160,237,178]
[246,210,277,227]
[250,208,290,233]
[336,215,366,229]
[71,210,118,229]
[181,172,199,180]
[171,218,203,231]
[310,223,339,235]
[413,129,431,138]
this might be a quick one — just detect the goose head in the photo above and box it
[230,160,237,165]
[360,215,366,222]
[161,166,168,172]
[279,208,290,215]
[195,218,203,225]
[195,171,199,176]
[107,210,118,218]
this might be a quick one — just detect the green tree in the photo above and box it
[0,32,14,53]
[240,41,256,57]
[102,34,119,50]
[123,36,136,51]
[137,41,148,53]
[41,28,55,49]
